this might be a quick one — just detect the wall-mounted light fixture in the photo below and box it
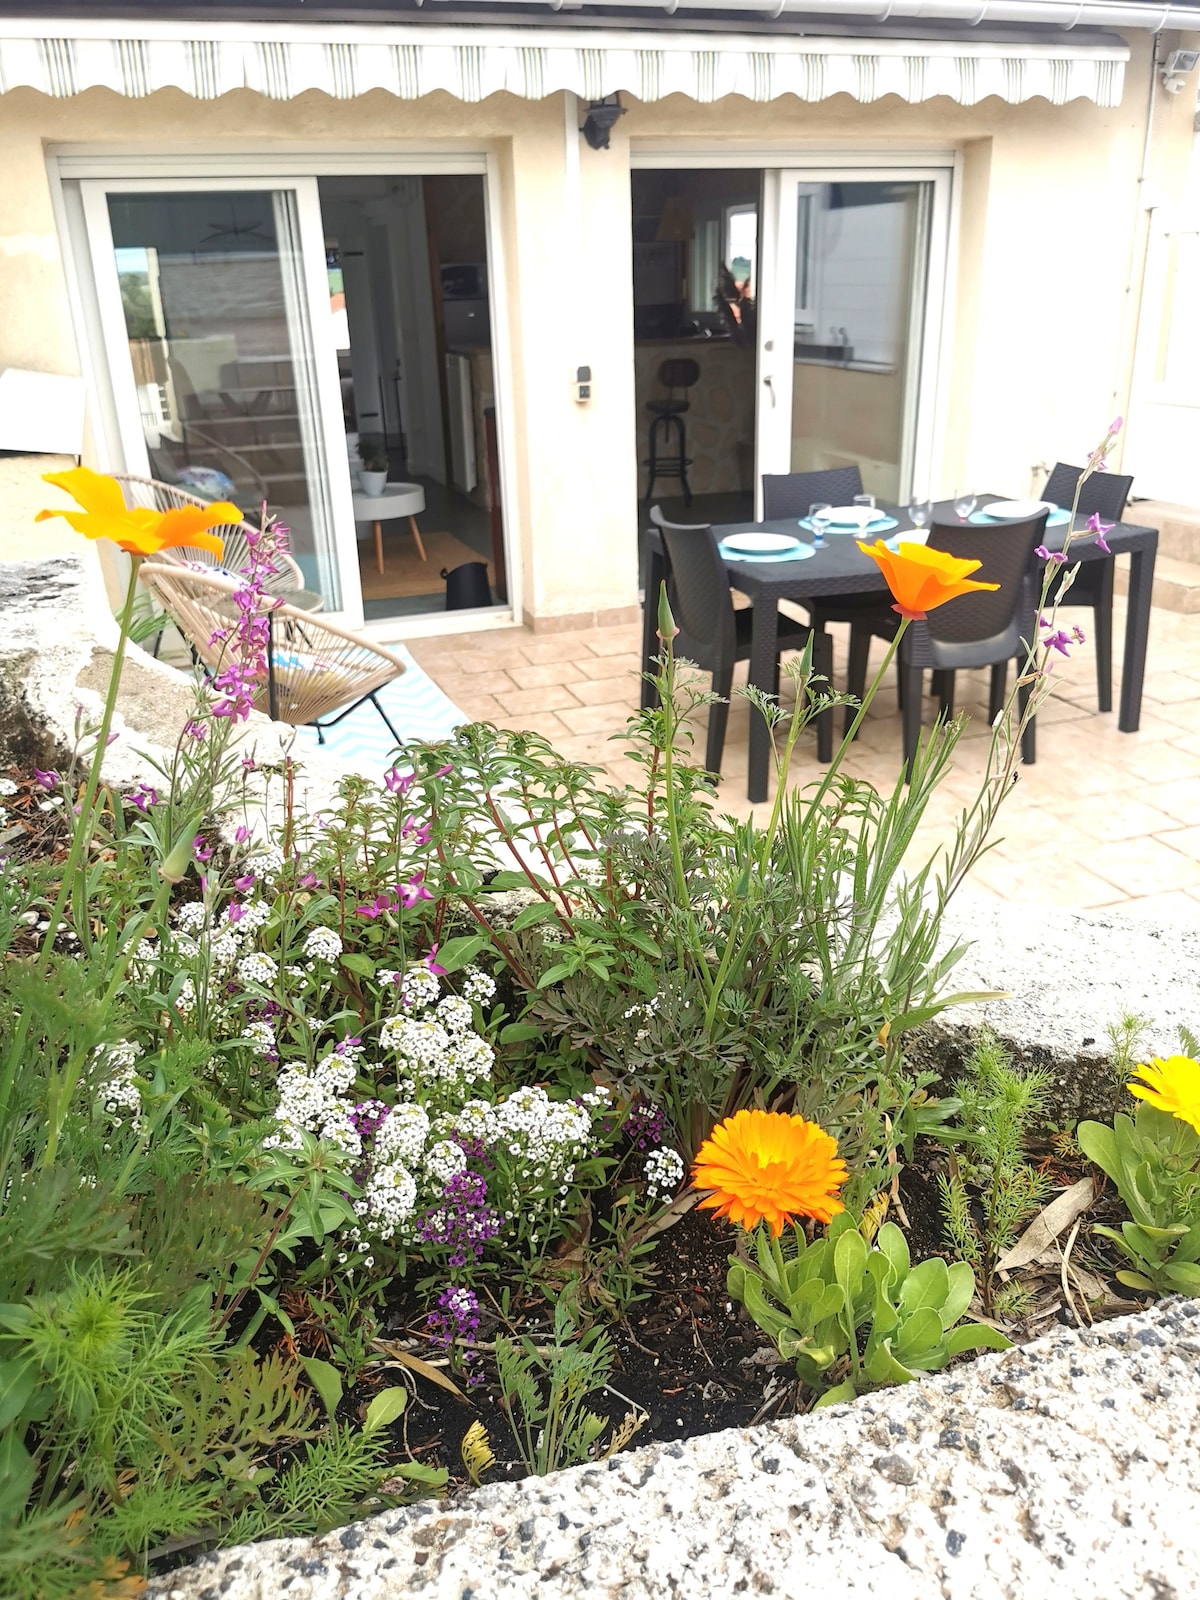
[580,95,626,150]
[1161,47,1199,94]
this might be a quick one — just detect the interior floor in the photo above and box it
[358,465,497,622]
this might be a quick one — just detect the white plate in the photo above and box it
[981,498,1051,520]
[825,505,888,530]
[721,532,805,556]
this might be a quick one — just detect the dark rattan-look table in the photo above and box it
[640,497,1159,803]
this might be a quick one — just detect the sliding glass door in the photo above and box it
[757,167,950,509]
[79,177,362,620]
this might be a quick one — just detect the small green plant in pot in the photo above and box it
[356,434,389,495]
[1078,1052,1200,1296]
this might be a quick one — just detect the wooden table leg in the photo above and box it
[373,521,384,575]
[408,516,428,562]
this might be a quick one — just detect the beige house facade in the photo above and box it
[1,4,1198,637]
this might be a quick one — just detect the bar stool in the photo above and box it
[643,358,700,506]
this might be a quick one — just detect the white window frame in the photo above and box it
[48,146,521,641]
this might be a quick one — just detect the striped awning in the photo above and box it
[0,20,1129,107]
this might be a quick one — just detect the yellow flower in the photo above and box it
[1127,1055,1200,1135]
[691,1108,847,1236]
[857,539,1000,621]
[37,467,238,560]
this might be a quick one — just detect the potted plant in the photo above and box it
[357,434,389,496]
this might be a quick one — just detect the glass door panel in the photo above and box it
[790,180,930,502]
[758,169,948,510]
[84,183,355,613]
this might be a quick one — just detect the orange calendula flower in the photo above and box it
[691,1108,847,1236]
[37,466,238,560]
[1127,1055,1200,1135]
[857,539,1000,621]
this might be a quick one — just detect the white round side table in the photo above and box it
[351,482,427,574]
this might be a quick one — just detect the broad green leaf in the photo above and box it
[499,1022,543,1043]
[876,1223,910,1281]
[939,1262,976,1330]
[1076,1120,1119,1184]
[301,1356,344,1420]
[0,1359,37,1430]
[1163,1261,1200,1291]
[363,1386,408,1434]
[1115,1270,1157,1292]
[813,1378,858,1409]
[944,1323,1011,1356]
[435,935,487,973]
[899,1257,948,1315]
[537,962,574,988]
[388,1461,450,1489]
[893,1306,942,1361]
[863,1343,917,1387]
[510,902,561,932]
[833,1228,868,1301]
[341,952,376,979]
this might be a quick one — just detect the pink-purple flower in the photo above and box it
[397,872,433,909]
[193,835,213,862]
[33,769,59,791]
[423,943,448,977]
[128,782,160,812]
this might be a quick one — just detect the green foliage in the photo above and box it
[1078,1104,1200,1295]
[937,1030,1051,1312]
[494,1299,644,1476]
[727,1211,1009,1407]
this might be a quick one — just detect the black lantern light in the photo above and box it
[580,95,626,150]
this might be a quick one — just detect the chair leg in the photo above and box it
[644,416,662,504]
[846,624,872,739]
[373,520,385,575]
[1094,576,1114,714]
[371,691,404,748]
[932,669,956,719]
[674,416,693,506]
[408,516,428,563]
[812,631,835,764]
[316,722,326,745]
[901,663,924,782]
[706,662,734,778]
[1017,670,1036,764]
[988,661,1007,723]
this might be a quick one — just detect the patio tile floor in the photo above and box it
[409,595,1200,916]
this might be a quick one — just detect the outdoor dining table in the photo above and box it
[640,496,1160,804]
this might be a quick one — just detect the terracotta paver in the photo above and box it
[409,593,1200,913]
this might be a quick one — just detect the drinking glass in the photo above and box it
[808,502,831,543]
[853,492,876,512]
[954,489,977,521]
[907,497,934,529]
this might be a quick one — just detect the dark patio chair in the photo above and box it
[1042,461,1134,714]
[650,507,834,775]
[898,512,1048,779]
[763,466,901,732]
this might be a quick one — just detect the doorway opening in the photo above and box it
[318,174,507,621]
[631,168,761,528]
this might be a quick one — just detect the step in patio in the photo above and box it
[1127,499,1200,563]
[1113,550,1200,613]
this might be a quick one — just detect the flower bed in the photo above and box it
[4,441,1196,1596]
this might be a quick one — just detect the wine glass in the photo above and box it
[954,488,977,522]
[808,502,831,544]
[907,496,934,530]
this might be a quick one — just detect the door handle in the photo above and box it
[763,374,776,408]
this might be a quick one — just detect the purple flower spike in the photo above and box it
[1034,545,1051,562]
[234,871,256,891]
[298,871,319,890]
[1044,629,1073,657]
[397,872,434,909]
[128,782,160,812]
[183,718,208,742]
[1095,532,1111,555]
[193,835,213,862]
[33,769,59,791]
[423,943,448,977]
[383,766,414,797]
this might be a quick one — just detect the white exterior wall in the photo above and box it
[0,29,1194,622]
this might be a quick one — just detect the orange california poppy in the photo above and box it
[857,539,1000,621]
[37,467,239,560]
[1127,1055,1200,1136]
[691,1108,848,1236]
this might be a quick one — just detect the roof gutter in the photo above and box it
[419,0,1200,27]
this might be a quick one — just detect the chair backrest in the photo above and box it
[113,473,304,590]
[762,465,864,520]
[921,514,1046,645]
[657,358,700,393]
[649,505,732,666]
[1042,461,1133,523]
[138,562,404,726]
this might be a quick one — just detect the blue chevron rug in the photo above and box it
[292,644,467,775]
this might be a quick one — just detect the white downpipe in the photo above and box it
[435,0,1200,27]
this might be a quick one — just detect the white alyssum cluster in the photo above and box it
[400,964,440,1012]
[248,842,286,881]
[490,1084,608,1187]
[237,951,279,987]
[425,1138,468,1184]
[350,1102,430,1242]
[303,927,343,964]
[264,1047,362,1158]
[623,993,661,1045]
[381,985,496,1092]
[243,1018,276,1055]
[461,966,496,1006]
[644,1146,685,1198]
[93,1039,144,1129]
[0,778,18,797]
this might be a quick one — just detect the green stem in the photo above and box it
[807,619,909,819]
[38,559,141,967]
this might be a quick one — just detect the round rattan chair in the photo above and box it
[114,473,305,592]
[138,563,406,745]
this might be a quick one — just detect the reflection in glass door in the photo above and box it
[81,182,354,613]
[759,169,949,506]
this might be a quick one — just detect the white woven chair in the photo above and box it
[138,562,407,746]
[114,472,306,592]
